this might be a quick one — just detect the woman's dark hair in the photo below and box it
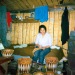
[39,25,47,33]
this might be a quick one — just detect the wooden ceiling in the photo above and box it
[0,0,75,12]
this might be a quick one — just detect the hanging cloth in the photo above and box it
[61,7,69,45]
[6,12,12,27]
[0,6,9,47]
[35,6,48,22]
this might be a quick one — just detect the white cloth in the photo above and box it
[51,46,60,50]
[0,43,4,50]
[59,57,68,63]
[13,44,28,49]
[35,32,52,47]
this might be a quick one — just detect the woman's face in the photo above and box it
[40,28,46,35]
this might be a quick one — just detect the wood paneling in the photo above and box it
[22,23,26,44]
[4,0,13,10]
[57,11,63,47]
[26,0,34,8]
[6,0,19,10]
[11,23,15,44]
[46,0,53,6]
[14,23,18,44]
[40,0,47,6]
[11,10,75,57]
[32,0,39,7]
[21,0,31,9]
[18,23,23,44]
[52,0,59,5]
[36,0,43,6]
[0,0,75,11]
[64,0,70,3]
[53,11,59,45]
[48,12,53,45]
[16,0,27,10]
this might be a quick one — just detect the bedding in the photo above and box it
[6,44,64,60]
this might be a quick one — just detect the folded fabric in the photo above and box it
[51,46,60,50]
[13,44,28,49]
[0,43,4,50]
[59,57,68,62]
[13,54,30,61]
[35,6,48,22]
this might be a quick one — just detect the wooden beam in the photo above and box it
[9,9,34,13]
[7,0,20,10]
[46,0,53,7]
[16,0,27,10]
[52,0,58,5]
[51,0,53,3]
[45,0,49,6]
[21,0,30,9]
[36,0,43,6]
[6,0,20,10]
[13,0,24,10]
[64,0,70,3]
[68,0,75,4]
[40,0,48,6]
[26,0,32,7]
[26,0,33,8]
[0,0,13,10]
[32,0,39,7]
[40,0,44,5]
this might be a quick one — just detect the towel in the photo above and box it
[35,6,48,22]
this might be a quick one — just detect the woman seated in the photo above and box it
[32,25,52,70]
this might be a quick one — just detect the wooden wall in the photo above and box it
[11,10,75,57]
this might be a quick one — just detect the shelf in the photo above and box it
[12,18,39,23]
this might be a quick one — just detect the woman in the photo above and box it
[33,25,52,68]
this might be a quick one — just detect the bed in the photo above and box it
[6,44,64,61]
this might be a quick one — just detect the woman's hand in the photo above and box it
[36,44,50,50]
[38,45,45,50]
[42,47,45,50]
[44,46,50,48]
[38,45,42,49]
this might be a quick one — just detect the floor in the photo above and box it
[7,60,47,75]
